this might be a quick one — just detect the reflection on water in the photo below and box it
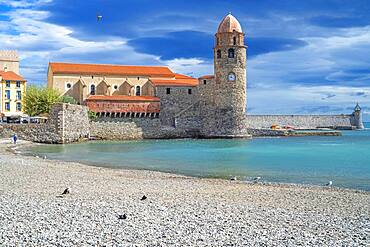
[26,123,370,191]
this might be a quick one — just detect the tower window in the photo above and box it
[217,37,220,45]
[203,80,207,85]
[233,37,236,45]
[137,77,140,80]
[188,88,192,95]
[136,86,141,96]
[166,88,171,94]
[217,49,221,59]
[6,81,10,88]
[66,83,72,89]
[16,81,21,88]
[90,84,96,95]
[16,102,22,111]
[228,48,235,58]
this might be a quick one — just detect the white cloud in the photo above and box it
[164,58,212,77]
[0,0,52,8]
[0,0,214,84]
[0,0,171,83]
[247,23,370,114]
[248,84,370,115]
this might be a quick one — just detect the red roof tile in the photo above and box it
[86,95,160,102]
[174,73,194,79]
[199,75,214,79]
[150,74,198,87]
[49,62,175,78]
[0,71,26,81]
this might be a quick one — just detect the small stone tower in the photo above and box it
[352,103,365,129]
[0,50,20,74]
[200,14,249,137]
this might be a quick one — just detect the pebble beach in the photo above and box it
[0,139,369,246]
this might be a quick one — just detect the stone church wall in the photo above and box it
[156,86,199,126]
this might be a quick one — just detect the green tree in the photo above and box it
[60,95,78,104]
[23,86,62,116]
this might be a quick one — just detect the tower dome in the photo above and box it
[217,14,243,33]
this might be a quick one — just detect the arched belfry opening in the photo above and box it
[228,48,235,58]
[217,49,221,59]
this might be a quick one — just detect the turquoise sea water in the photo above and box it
[27,123,370,191]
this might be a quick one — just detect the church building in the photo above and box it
[47,13,250,137]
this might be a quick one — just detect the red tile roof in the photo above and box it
[86,95,160,102]
[0,71,26,81]
[49,62,175,78]
[199,75,214,79]
[150,74,198,87]
[174,73,194,79]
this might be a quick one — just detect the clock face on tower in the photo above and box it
[228,72,236,81]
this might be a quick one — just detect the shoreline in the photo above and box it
[9,138,370,193]
[1,139,369,245]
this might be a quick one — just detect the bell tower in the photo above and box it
[214,13,247,115]
[200,13,249,138]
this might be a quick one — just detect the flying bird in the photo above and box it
[97,14,103,21]
[62,188,70,195]
[140,195,147,201]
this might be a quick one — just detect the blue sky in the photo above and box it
[1,0,370,119]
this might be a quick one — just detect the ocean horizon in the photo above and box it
[26,122,370,191]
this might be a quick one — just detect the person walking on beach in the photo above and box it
[12,134,17,144]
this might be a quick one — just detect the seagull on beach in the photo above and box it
[230,176,237,181]
[325,181,333,187]
[253,177,261,183]
[62,188,70,195]
[140,195,147,201]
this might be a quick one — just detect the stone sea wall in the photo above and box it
[0,123,60,143]
[58,103,90,143]
[90,117,196,140]
[0,103,363,143]
[0,103,89,143]
[245,114,355,129]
